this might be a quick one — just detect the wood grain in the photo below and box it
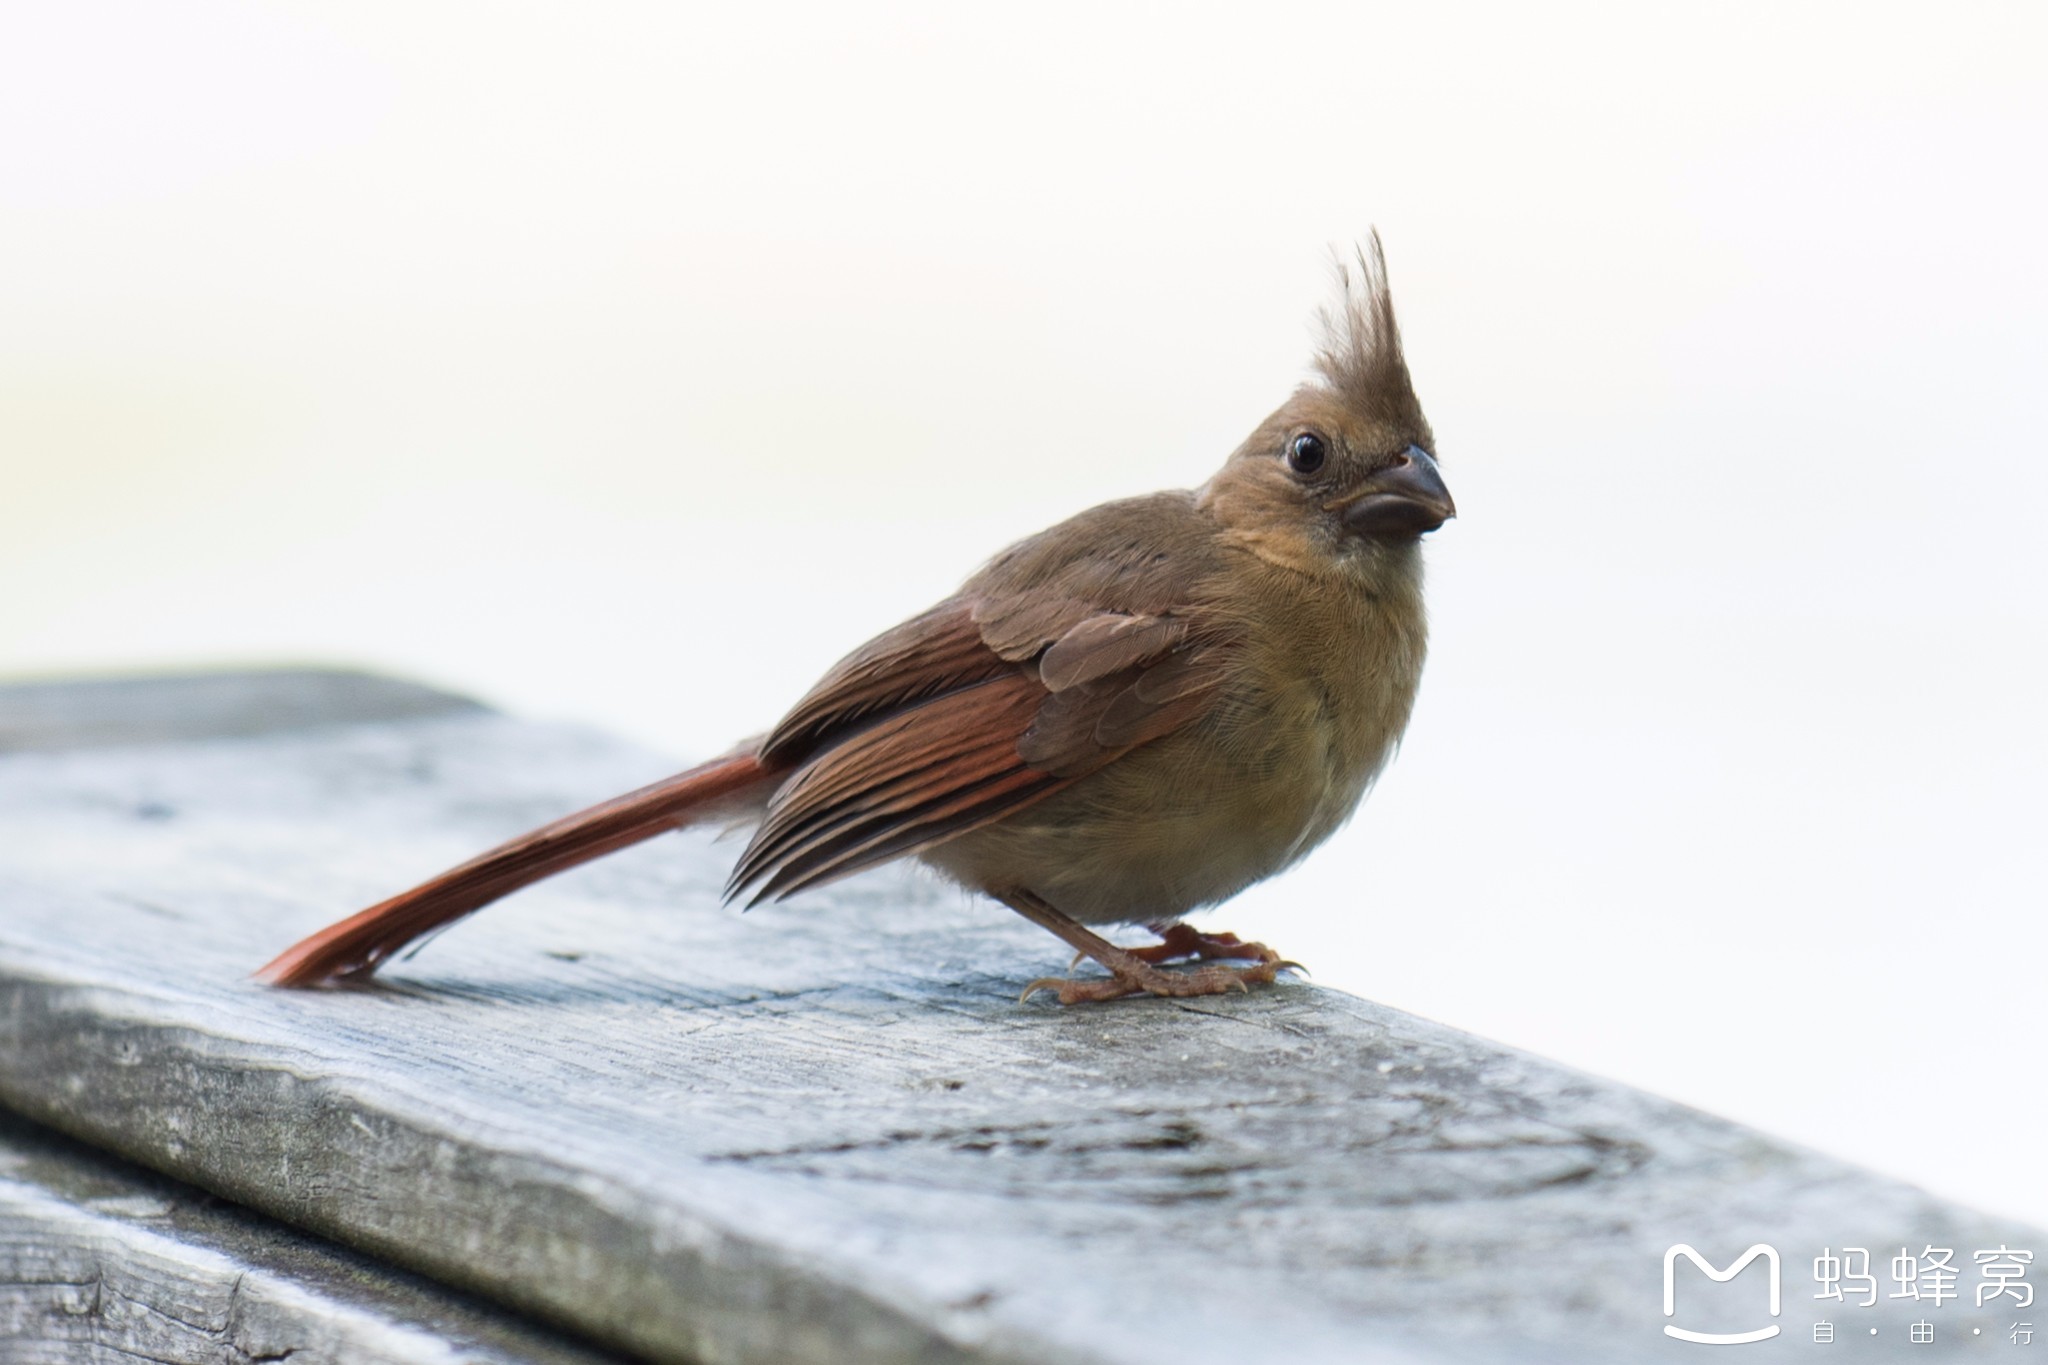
[0,1110,621,1365]
[0,671,2032,1364]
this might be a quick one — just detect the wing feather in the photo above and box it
[732,676,1069,901]
[1096,669,1222,749]
[734,491,1240,900]
[1037,613,1188,690]
[762,601,1013,762]
[973,595,1098,662]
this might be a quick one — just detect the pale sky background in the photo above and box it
[3,2,2045,1228]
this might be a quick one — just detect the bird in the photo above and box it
[257,235,1454,1004]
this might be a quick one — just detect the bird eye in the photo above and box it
[1287,432,1327,475]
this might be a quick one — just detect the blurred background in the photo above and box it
[4,2,2043,1225]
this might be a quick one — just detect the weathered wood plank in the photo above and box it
[0,668,482,753]
[0,1109,622,1365]
[0,671,2036,1363]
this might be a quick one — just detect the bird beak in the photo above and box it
[1331,445,1456,538]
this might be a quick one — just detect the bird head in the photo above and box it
[1199,234,1453,576]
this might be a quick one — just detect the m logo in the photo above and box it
[1663,1244,1782,1344]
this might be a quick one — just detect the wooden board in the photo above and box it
[0,671,2034,1363]
[0,1110,621,1365]
[0,668,481,753]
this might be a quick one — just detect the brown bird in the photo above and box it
[258,236,1454,1003]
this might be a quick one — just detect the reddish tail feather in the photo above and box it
[256,752,774,987]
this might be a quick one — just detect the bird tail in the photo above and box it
[256,751,775,987]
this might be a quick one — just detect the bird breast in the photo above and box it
[922,555,1429,926]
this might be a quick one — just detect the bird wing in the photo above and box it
[730,493,1233,902]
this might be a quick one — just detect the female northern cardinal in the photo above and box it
[259,236,1453,1003]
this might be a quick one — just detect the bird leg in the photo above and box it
[998,890,1298,1005]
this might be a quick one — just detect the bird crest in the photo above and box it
[1311,231,1424,429]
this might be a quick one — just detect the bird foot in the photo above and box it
[1065,923,1297,972]
[1000,891,1302,1006]
[1021,956,1297,1005]
[1130,922,1287,966]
